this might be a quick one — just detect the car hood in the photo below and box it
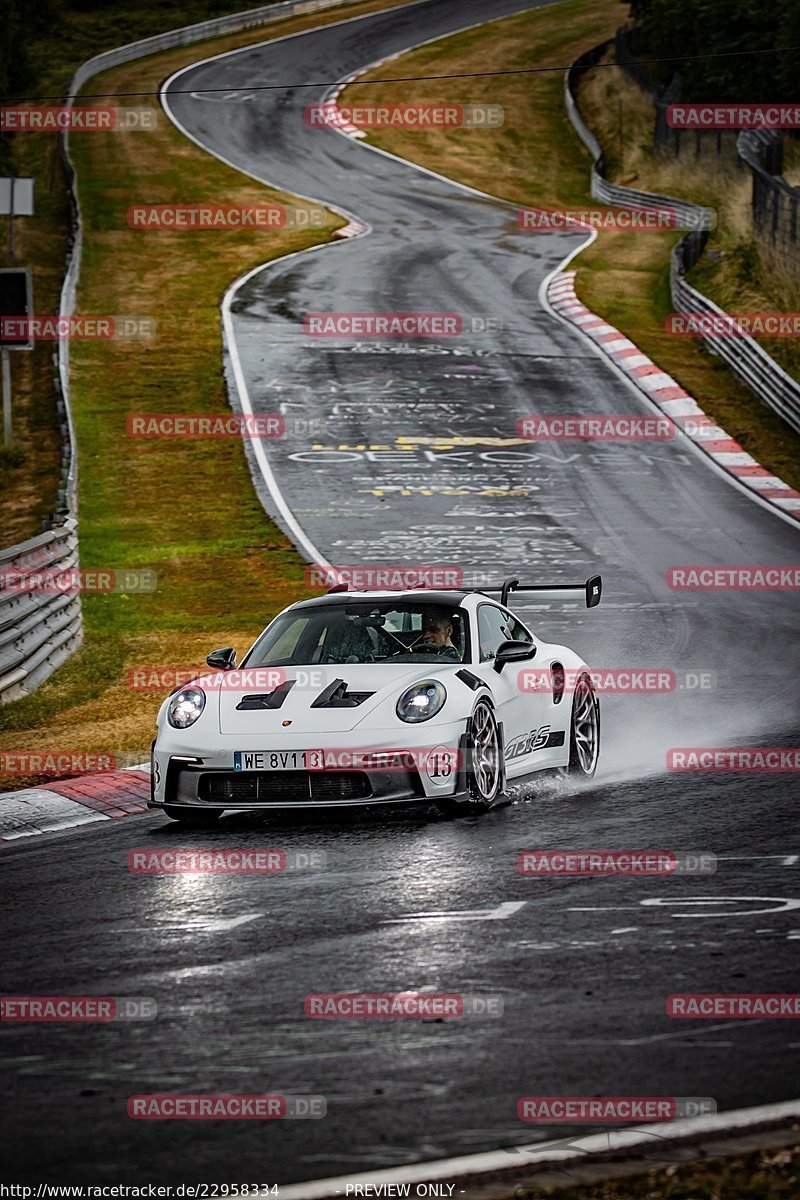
[213,663,463,735]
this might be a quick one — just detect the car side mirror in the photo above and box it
[206,647,236,670]
[493,639,536,673]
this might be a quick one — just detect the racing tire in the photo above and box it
[564,673,600,779]
[163,806,223,826]
[437,700,503,817]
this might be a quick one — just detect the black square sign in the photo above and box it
[0,268,33,349]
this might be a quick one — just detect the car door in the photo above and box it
[472,603,549,778]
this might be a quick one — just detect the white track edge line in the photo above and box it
[159,0,463,565]
[274,1097,800,1198]
[167,0,796,544]
[538,262,800,533]
[160,0,570,565]
[329,22,800,536]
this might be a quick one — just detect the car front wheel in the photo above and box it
[565,674,600,778]
[437,700,503,817]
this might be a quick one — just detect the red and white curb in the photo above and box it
[275,1098,800,1198]
[324,55,407,232]
[323,46,408,143]
[547,271,800,521]
[321,77,368,139]
[333,217,368,238]
[302,79,368,238]
[0,763,150,842]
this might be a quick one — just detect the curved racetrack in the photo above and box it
[2,0,799,1186]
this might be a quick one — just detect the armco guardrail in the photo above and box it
[671,242,800,438]
[2,0,368,704]
[564,46,800,437]
[0,521,83,703]
[66,0,368,94]
[564,45,715,233]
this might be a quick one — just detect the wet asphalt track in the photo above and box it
[2,776,800,1185]
[2,0,799,1187]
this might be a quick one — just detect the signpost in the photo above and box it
[0,177,35,264]
[0,267,34,445]
[0,180,35,444]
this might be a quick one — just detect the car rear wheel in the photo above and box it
[437,700,502,817]
[163,806,223,826]
[565,674,600,778]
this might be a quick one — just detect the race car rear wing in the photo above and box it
[325,575,602,607]
[495,575,602,608]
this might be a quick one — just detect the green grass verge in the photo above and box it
[0,0,416,787]
[0,1,294,547]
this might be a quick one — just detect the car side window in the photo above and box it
[505,612,533,642]
[477,605,512,661]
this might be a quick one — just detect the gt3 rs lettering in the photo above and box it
[504,726,564,759]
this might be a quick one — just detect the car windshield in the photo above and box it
[245,602,469,666]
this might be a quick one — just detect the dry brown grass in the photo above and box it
[579,47,800,392]
[346,0,620,208]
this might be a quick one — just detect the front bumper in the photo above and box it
[149,725,467,811]
[152,760,434,810]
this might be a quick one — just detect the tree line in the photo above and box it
[627,0,800,101]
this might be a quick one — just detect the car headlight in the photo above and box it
[396,680,446,723]
[167,687,206,729]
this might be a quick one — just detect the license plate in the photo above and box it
[234,750,324,772]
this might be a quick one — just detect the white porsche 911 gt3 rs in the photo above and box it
[149,576,602,824]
